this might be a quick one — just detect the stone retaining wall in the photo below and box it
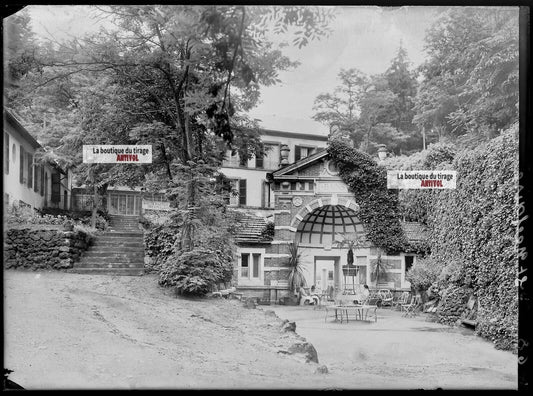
[3,228,93,270]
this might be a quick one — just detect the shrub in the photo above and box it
[405,256,441,293]
[158,247,233,296]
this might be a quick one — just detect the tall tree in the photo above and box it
[11,5,333,245]
[413,7,518,144]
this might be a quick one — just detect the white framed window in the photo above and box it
[238,248,265,284]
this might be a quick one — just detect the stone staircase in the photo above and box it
[70,215,145,276]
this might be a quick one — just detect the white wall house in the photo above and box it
[220,129,328,209]
[3,109,72,212]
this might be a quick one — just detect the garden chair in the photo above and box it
[401,295,422,317]
[378,289,394,308]
[392,291,410,310]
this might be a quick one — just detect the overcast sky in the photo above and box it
[23,5,440,135]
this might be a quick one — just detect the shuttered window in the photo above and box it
[51,172,61,203]
[40,166,45,196]
[27,153,33,188]
[19,145,25,184]
[238,179,247,206]
[33,165,39,192]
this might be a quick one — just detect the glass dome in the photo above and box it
[296,205,365,245]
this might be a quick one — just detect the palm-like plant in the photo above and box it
[287,240,307,292]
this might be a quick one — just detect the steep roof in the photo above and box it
[4,109,41,149]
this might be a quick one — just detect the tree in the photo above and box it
[313,68,368,145]
[414,7,519,144]
[383,44,418,133]
[10,5,333,245]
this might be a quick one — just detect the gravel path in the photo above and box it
[3,270,517,389]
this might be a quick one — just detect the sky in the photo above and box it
[23,5,440,136]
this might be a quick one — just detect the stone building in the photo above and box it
[233,147,427,302]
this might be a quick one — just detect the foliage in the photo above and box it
[36,207,110,230]
[158,247,234,296]
[405,256,442,293]
[287,241,307,292]
[5,204,107,233]
[259,221,275,241]
[426,125,518,351]
[414,8,519,143]
[314,46,420,155]
[381,142,456,225]
[328,140,408,253]
[144,222,181,269]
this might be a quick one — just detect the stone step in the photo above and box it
[91,243,144,249]
[79,256,144,264]
[75,262,144,269]
[83,251,145,258]
[95,236,144,243]
[68,267,144,276]
[85,247,145,253]
[99,231,143,237]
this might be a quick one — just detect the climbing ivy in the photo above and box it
[427,125,519,351]
[327,140,408,253]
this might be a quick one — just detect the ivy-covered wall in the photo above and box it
[428,127,518,351]
[328,140,408,253]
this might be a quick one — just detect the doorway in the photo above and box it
[108,193,141,216]
[314,256,341,297]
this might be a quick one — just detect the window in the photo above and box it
[223,149,240,167]
[263,143,280,169]
[255,152,264,169]
[405,256,414,273]
[294,145,316,161]
[238,179,247,206]
[33,165,39,192]
[241,253,249,277]
[27,153,33,188]
[51,172,61,203]
[12,144,16,163]
[19,145,25,184]
[4,133,9,174]
[40,166,45,196]
[240,251,263,281]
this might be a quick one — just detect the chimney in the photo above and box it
[280,144,290,166]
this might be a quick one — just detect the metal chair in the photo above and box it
[392,291,410,310]
[401,295,422,317]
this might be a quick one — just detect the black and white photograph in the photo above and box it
[2,3,529,390]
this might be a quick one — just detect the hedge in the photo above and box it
[427,126,518,351]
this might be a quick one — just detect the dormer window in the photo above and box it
[295,145,316,161]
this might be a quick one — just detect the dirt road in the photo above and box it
[3,270,517,389]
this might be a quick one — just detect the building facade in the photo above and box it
[233,148,427,301]
[3,109,72,212]
[220,129,328,209]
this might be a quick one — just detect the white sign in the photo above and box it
[316,181,349,194]
[83,145,152,163]
[142,199,171,211]
[387,170,457,189]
